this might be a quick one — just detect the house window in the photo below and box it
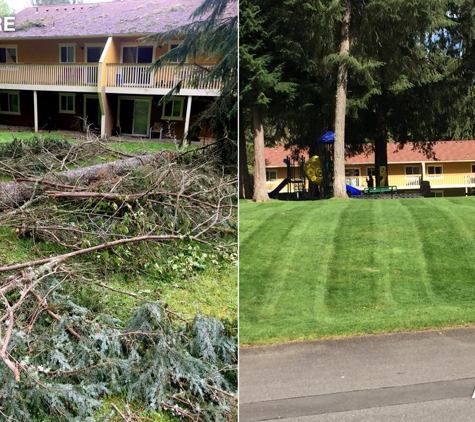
[345,168,360,187]
[405,166,421,175]
[169,42,181,62]
[59,93,75,114]
[0,91,20,114]
[345,168,360,177]
[471,164,475,173]
[122,46,153,63]
[162,97,184,120]
[266,171,277,181]
[60,45,75,63]
[427,165,443,175]
[85,45,104,63]
[366,168,376,177]
[0,46,17,63]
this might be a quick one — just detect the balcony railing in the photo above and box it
[106,63,221,91]
[0,63,99,87]
[351,173,475,189]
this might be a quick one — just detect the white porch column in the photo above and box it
[421,162,426,179]
[33,90,38,133]
[183,95,193,139]
[101,114,106,138]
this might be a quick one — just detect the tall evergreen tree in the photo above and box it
[333,0,351,198]
[240,0,340,201]
[346,0,458,185]
[146,0,237,152]
[239,0,291,202]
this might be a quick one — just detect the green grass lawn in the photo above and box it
[0,131,181,154]
[0,132,72,143]
[240,197,475,345]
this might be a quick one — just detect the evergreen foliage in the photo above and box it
[145,0,237,150]
[0,278,237,421]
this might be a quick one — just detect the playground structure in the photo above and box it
[267,131,365,199]
[308,131,362,198]
[268,150,307,199]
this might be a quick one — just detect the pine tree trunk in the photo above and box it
[0,152,170,209]
[239,107,253,199]
[374,96,389,187]
[333,0,351,199]
[252,106,270,202]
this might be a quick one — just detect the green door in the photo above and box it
[133,100,150,136]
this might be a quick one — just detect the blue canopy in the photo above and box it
[317,131,335,144]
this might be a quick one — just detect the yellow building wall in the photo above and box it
[431,161,473,174]
[99,37,122,137]
[0,35,218,65]
[1,38,108,63]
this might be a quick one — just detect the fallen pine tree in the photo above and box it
[0,143,172,209]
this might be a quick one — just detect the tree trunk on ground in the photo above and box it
[252,106,270,202]
[239,107,253,199]
[0,152,171,209]
[333,0,351,199]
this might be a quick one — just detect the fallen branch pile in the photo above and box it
[0,136,237,421]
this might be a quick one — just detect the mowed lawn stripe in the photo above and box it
[239,200,349,343]
[271,200,351,333]
[239,203,296,322]
[389,199,435,305]
[405,198,475,303]
[325,200,381,312]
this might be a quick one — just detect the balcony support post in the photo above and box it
[33,90,38,133]
[183,95,192,143]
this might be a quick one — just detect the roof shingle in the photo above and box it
[0,0,236,39]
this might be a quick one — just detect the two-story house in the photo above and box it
[0,0,224,140]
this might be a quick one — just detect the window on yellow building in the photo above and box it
[427,165,443,175]
[60,45,75,63]
[345,169,360,177]
[122,46,153,64]
[266,171,277,181]
[405,166,420,175]
[0,47,17,63]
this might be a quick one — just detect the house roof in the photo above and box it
[265,141,475,167]
[265,146,309,167]
[346,140,475,164]
[0,0,236,39]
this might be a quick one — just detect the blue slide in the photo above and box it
[346,184,362,196]
[269,178,291,198]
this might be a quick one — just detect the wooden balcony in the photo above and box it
[0,63,99,92]
[0,63,221,96]
[105,63,221,95]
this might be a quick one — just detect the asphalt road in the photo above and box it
[239,328,475,421]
